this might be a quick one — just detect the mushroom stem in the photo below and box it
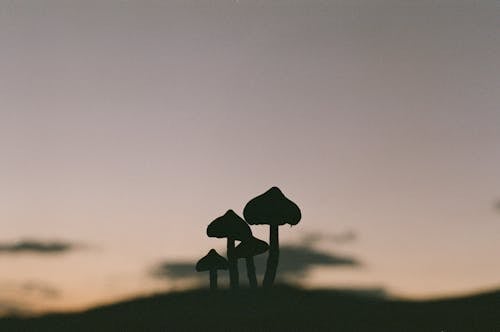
[227,237,239,289]
[245,256,258,288]
[263,224,279,288]
[209,270,217,290]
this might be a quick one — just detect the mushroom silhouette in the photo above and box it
[207,210,252,289]
[234,236,269,288]
[195,249,228,290]
[243,187,301,287]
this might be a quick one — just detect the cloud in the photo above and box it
[152,262,195,279]
[0,239,76,254]
[301,231,357,245]
[21,282,60,298]
[152,242,360,283]
[269,244,359,277]
[0,281,60,317]
[0,302,26,317]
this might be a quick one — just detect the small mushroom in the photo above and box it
[207,210,252,289]
[196,249,228,290]
[234,237,269,288]
[243,187,301,287]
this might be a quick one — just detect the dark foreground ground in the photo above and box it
[1,286,499,331]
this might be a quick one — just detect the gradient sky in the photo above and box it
[1,0,499,313]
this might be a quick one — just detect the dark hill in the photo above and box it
[1,286,499,331]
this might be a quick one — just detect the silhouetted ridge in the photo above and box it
[2,287,499,332]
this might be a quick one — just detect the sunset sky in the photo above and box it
[1,0,499,314]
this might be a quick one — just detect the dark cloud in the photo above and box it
[0,302,26,317]
[152,242,360,283]
[152,262,196,279]
[301,231,357,245]
[0,239,76,254]
[269,244,359,277]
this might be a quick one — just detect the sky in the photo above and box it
[1,0,499,314]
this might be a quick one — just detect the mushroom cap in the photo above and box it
[243,187,301,226]
[206,210,252,241]
[196,249,229,272]
[234,237,269,258]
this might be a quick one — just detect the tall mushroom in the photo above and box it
[207,210,252,289]
[243,187,301,287]
[195,249,228,290]
[234,236,269,288]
